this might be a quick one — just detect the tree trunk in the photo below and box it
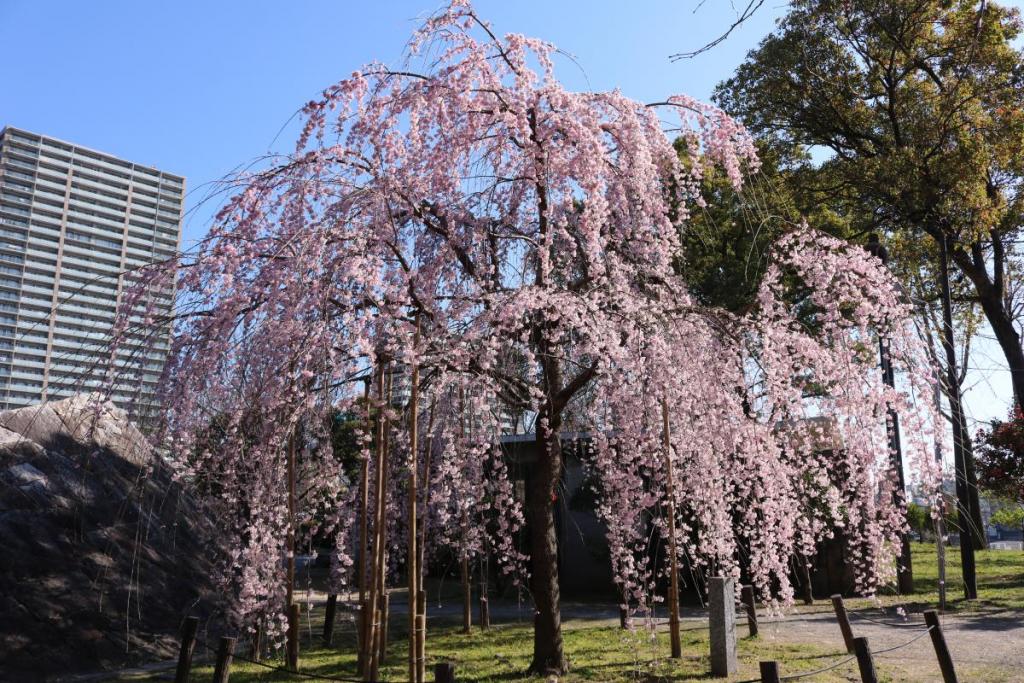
[980,295,1024,410]
[527,420,568,675]
[950,242,1024,410]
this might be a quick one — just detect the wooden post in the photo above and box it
[661,400,682,659]
[173,616,199,683]
[830,594,855,653]
[286,603,300,671]
[853,637,878,683]
[924,610,958,683]
[741,585,758,638]
[323,594,338,647]
[479,596,490,630]
[461,553,472,633]
[212,636,236,683]
[416,589,427,683]
[378,592,390,664]
[434,661,456,683]
[250,621,262,663]
[759,661,781,683]
[407,319,421,683]
[357,599,368,676]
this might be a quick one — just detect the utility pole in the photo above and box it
[938,234,978,599]
[933,380,948,611]
[865,235,914,594]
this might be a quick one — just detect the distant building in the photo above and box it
[0,126,182,417]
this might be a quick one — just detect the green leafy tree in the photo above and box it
[906,501,931,538]
[990,504,1024,529]
[676,141,853,313]
[715,0,1024,409]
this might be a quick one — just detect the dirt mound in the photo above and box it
[0,395,221,680]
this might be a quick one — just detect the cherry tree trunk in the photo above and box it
[527,420,567,675]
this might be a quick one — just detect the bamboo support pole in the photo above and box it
[408,319,420,683]
[661,399,682,659]
[366,365,388,681]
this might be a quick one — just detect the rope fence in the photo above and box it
[740,599,958,683]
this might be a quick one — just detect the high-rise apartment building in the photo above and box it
[0,126,182,415]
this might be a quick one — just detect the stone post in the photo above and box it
[709,576,737,677]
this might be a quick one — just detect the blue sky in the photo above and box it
[2,0,1021,425]
[0,0,789,243]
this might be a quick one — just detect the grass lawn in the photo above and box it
[141,621,879,682]
[122,543,1023,681]
[851,541,1024,612]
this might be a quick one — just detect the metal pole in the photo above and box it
[934,378,948,611]
[938,234,978,599]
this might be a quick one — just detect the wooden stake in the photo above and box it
[323,594,338,647]
[759,661,781,683]
[741,585,758,638]
[173,616,198,683]
[286,602,300,672]
[434,661,456,683]
[479,596,490,630]
[924,610,958,683]
[416,589,427,683]
[212,635,236,683]
[831,594,855,653]
[853,637,878,683]
[461,551,472,634]
[479,553,490,630]
[379,592,390,664]
[661,399,682,659]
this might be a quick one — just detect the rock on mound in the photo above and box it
[0,395,221,679]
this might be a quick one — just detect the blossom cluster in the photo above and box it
[109,0,941,636]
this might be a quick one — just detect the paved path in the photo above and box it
[755,604,1024,682]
